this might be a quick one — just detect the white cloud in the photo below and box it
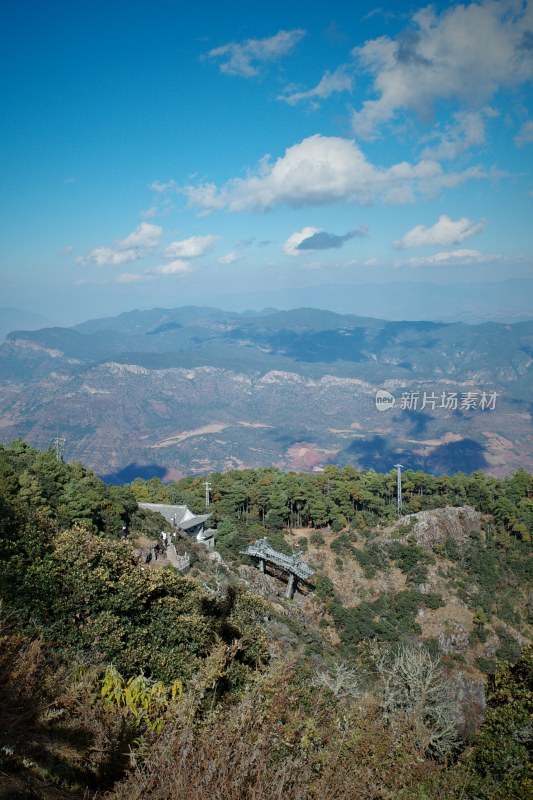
[206,29,306,78]
[394,215,486,249]
[150,179,178,193]
[283,227,321,256]
[78,223,163,267]
[119,222,162,249]
[279,66,352,106]
[184,135,488,213]
[163,234,221,259]
[79,248,139,267]
[421,110,490,160]
[515,119,533,146]
[217,251,241,265]
[395,249,502,267]
[140,205,158,218]
[152,260,195,275]
[284,225,368,254]
[352,1,533,139]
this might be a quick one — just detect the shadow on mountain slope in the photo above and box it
[343,436,488,475]
[101,463,168,485]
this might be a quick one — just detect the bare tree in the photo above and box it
[315,661,364,700]
[367,641,460,760]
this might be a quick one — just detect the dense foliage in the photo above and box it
[132,463,532,653]
[0,440,531,799]
[131,463,533,538]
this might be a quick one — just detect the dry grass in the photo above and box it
[0,620,131,800]
[105,657,444,800]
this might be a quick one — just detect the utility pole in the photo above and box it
[205,480,211,509]
[52,437,66,463]
[394,464,403,517]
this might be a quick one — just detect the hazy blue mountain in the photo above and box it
[205,279,533,324]
[0,306,531,479]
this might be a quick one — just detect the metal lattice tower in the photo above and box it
[205,481,211,509]
[394,464,403,517]
[52,437,66,463]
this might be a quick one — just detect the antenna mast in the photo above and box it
[52,436,66,463]
[394,464,403,517]
[205,480,211,509]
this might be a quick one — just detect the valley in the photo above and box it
[0,306,531,479]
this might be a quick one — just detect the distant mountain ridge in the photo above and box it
[197,278,533,325]
[0,306,531,478]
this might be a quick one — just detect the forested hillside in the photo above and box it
[0,441,531,799]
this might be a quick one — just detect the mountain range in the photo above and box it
[0,306,531,480]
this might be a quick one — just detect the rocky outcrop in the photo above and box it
[398,505,483,548]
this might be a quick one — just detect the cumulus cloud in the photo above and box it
[352,1,533,139]
[205,29,305,78]
[298,225,368,250]
[283,227,321,256]
[184,135,487,213]
[77,223,163,266]
[515,119,533,146]
[217,251,241,265]
[151,259,195,275]
[279,66,353,106]
[285,225,368,255]
[163,234,221,259]
[393,215,486,249]
[120,223,162,248]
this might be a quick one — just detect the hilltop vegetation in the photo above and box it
[0,440,531,798]
[133,465,532,673]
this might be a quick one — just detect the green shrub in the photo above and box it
[444,537,461,561]
[407,563,429,585]
[495,627,522,665]
[465,647,532,799]
[423,593,445,609]
[476,657,496,674]
[313,573,335,600]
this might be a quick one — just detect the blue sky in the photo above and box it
[1,0,533,325]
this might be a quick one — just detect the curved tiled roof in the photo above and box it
[139,502,211,530]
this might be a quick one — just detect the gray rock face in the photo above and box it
[402,506,483,548]
[450,670,487,736]
[438,621,470,655]
[238,564,282,598]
